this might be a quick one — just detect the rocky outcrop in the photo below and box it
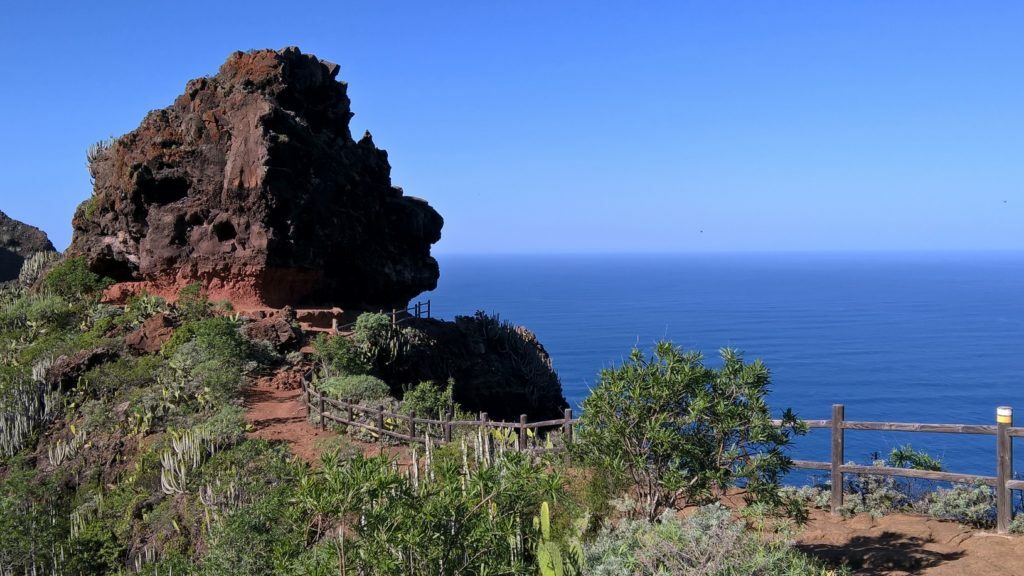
[0,210,55,283]
[242,316,298,350]
[377,313,568,421]
[68,47,442,309]
[126,313,175,354]
[46,347,120,392]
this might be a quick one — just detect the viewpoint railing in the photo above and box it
[778,404,1020,534]
[329,299,432,334]
[300,367,1022,533]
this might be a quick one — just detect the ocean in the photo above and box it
[424,252,1024,479]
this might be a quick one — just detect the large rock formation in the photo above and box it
[378,313,569,421]
[0,210,55,283]
[69,47,442,309]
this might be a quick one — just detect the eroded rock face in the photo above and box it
[69,47,442,309]
[0,210,55,282]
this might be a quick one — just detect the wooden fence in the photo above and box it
[301,366,1022,534]
[300,370,577,453]
[780,404,1021,534]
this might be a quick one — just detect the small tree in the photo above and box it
[575,341,806,520]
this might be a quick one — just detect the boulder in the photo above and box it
[125,313,175,354]
[0,210,55,282]
[46,347,119,392]
[242,316,298,350]
[68,47,442,309]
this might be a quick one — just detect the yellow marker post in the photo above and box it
[996,406,1013,533]
[997,406,1013,424]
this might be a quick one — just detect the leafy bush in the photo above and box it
[926,482,995,528]
[575,342,806,520]
[399,379,459,419]
[583,504,841,576]
[42,256,112,299]
[353,312,401,365]
[176,282,213,321]
[163,317,250,405]
[312,333,369,376]
[320,374,390,403]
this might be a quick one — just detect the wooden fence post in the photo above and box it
[519,414,528,451]
[444,407,453,443]
[318,393,325,431]
[346,403,354,428]
[409,410,417,441]
[997,406,1013,533]
[426,299,431,319]
[391,309,397,326]
[563,408,574,445]
[377,405,385,444]
[830,404,845,515]
[331,318,338,334]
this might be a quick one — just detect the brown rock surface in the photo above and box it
[242,316,298,350]
[125,313,175,354]
[46,347,119,392]
[0,210,55,282]
[69,47,442,309]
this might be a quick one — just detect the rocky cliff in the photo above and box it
[68,47,442,309]
[0,210,55,282]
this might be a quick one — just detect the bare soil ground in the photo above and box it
[797,508,1024,575]
[243,368,335,464]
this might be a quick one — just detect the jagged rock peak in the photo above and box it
[69,47,443,309]
[0,210,55,283]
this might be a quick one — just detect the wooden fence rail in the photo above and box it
[784,404,1020,534]
[300,370,577,453]
[301,368,1021,533]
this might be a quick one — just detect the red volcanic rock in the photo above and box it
[69,47,442,309]
[242,316,298,350]
[46,347,119,392]
[126,313,175,354]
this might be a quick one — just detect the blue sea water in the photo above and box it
[424,252,1024,479]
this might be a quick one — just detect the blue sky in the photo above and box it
[1,1,1020,253]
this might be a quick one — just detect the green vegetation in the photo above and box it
[21,271,1016,574]
[42,256,113,299]
[320,374,390,403]
[574,342,806,520]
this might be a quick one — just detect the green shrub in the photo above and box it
[124,291,169,328]
[42,256,112,299]
[312,333,369,376]
[176,282,212,321]
[575,342,806,520]
[583,504,841,576]
[926,482,995,528]
[399,379,458,419]
[163,317,250,404]
[353,312,403,366]
[320,374,390,403]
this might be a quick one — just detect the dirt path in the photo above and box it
[243,368,335,464]
[797,509,1024,575]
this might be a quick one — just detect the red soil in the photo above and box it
[797,509,1024,575]
[243,368,334,464]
